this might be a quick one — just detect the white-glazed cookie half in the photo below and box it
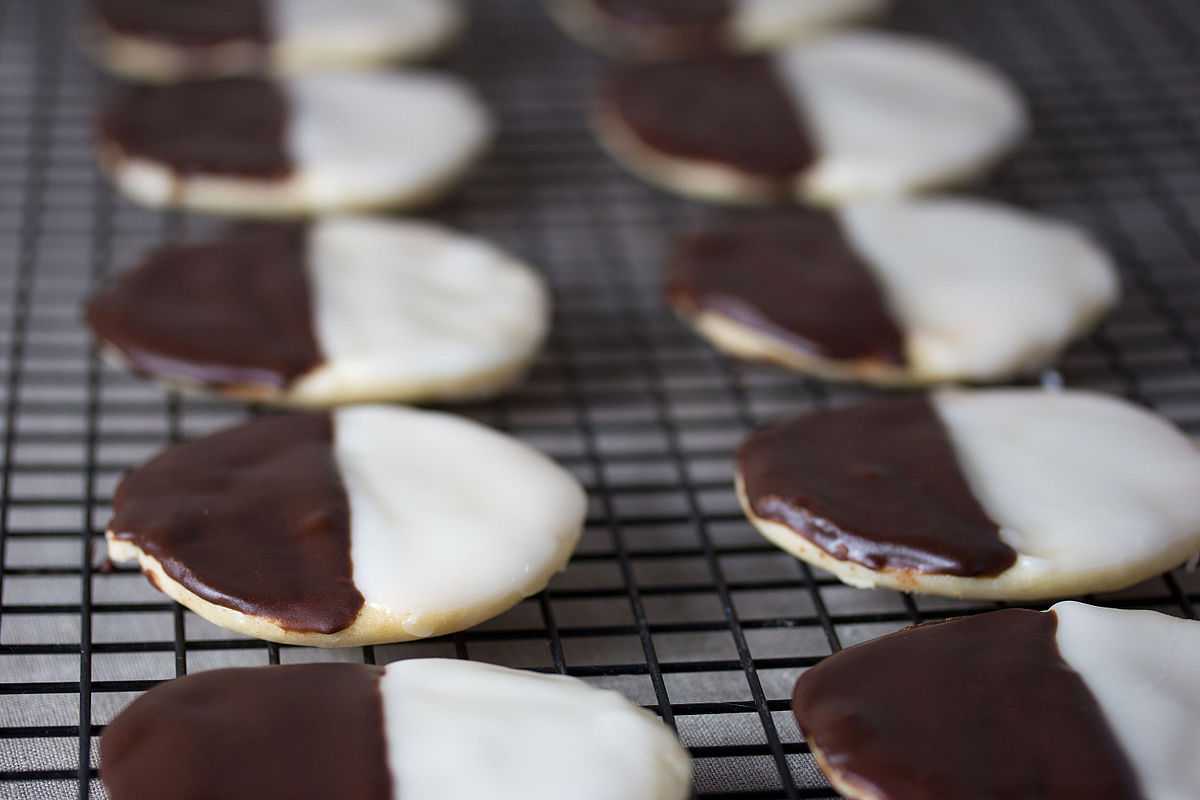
[98,71,493,216]
[597,31,1028,205]
[105,407,588,646]
[667,199,1118,385]
[89,0,465,82]
[737,390,1200,600]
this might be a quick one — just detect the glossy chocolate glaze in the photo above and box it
[738,396,1016,576]
[86,224,322,393]
[108,414,364,634]
[667,215,906,365]
[99,79,293,178]
[102,664,393,800]
[594,0,731,54]
[602,56,815,184]
[93,0,268,47]
[792,609,1143,800]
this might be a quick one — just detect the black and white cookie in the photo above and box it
[97,72,492,216]
[105,408,587,646]
[667,200,1118,385]
[737,390,1200,600]
[597,32,1027,204]
[102,659,692,800]
[89,0,465,82]
[86,217,547,406]
[546,0,887,60]
[793,603,1200,800]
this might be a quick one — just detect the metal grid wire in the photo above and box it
[2,0,1200,797]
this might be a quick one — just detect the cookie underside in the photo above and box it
[107,533,572,646]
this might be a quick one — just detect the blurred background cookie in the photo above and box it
[106,408,587,646]
[96,72,493,215]
[87,217,547,406]
[737,390,1200,600]
[545,0,888,60]
[88,0,465,82]
[793,603,1200,800]
[103,659,691,800]
[666,199,1118,385]
[596,32,1027,204]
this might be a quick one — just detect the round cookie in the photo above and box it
[105,407,587,646]
[666,200,1118,385]
[596,32,1028,204]
[97,72,492,216]
[545,0,888,60]
[736,390,1200,600]
[792,602,1200,800]
[88,0,465,82]
[86,217,547,406]
[102,659,692,800]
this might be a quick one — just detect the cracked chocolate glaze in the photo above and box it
[108,413,364,634]
[93,0,269,47]
[594,0,731,54]
[738,396,1016,576]
[102,664,393,800]
[86,224,322,393]
[601,56,815,185]
[667,214,905,365]
[792,609,1143,800]
[99,78,293,178]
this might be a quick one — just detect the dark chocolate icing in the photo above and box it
[102,664,393,800]
[108,413,364,634]
[93,0,269,47]
[792,609,1143,800]
[667,215,906,366]
[738,396,1016,577]
[98,79,293,178]
[602,56,816,185]
[86,224,322,393]
[594,0,732,55]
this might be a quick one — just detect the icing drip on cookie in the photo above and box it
[792,609,1143,799]
[86,224,322,392]
[108,414,363,633]
[93,0,269,46]
[101,664,392,800]
[738,396,1015,576]
[99,78,294,178]
[667,214,905,366]
[602,56,815,185]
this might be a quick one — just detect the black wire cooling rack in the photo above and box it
[3,1,1200,798]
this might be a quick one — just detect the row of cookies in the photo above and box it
[553,3,1200,594]
[86,3,693,800]
[546,1,1200,596]
[546,3,1200,799]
